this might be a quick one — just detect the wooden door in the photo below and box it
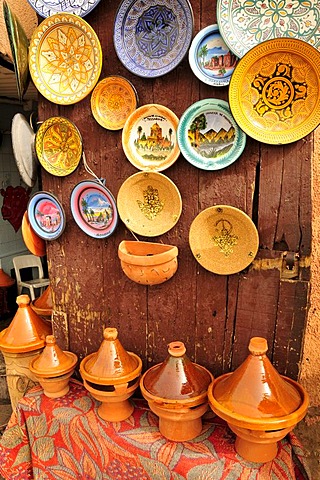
[39,0,311,380]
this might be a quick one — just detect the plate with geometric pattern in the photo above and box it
[26,0,101,18]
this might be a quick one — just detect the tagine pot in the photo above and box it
[29,335,78,398]
[208,337,309,463]
[140,341,213,441]
[118,240,178,285]
[0,294,52,409]
[31,285,52,323]
[80,327,142,422]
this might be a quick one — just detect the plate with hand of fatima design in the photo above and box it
[91,76,139,130]
[113,0,194,78]
[28,13,102,105]
[122,104,180,171]
[217,0,320,59]
[177,99,246,170]
[27,191,66,241]
[117,171,182,237]
[26,0,101,18]
[189,205,259,275]
[229,38,320,145]
[35,117,82,177]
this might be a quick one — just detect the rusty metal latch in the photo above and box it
[281,252,300,279]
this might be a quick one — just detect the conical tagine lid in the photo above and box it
[0,268,15,287]
[31,285,53,317]
[144,341,212,400]
[0,294,52,353]
[30,335,78,377]
[213,337,302,418]
[84,327,139,379]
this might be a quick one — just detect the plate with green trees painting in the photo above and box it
[70,180,118,238]
[177,98,246,170]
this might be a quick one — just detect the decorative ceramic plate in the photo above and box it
[189,205,259,275]
[188,24,238,86]
[117,171,182,237]
[177,99,246,170]
[27,191,66,241]
[26,0,101,18]
[122,104,180,171]
[114,0,194,78]
[3,1,30,102]
[91,76,138,130]
[35,117,82,176]
[217,0,320,59]
[70,180,118,238]
[22,211,46,257]
[11,113,37,188]
[29,13,102,105]
[229,38,320,145]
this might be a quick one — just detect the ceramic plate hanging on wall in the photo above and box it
[26,0,101,18]
[217,0,320,58]
[188,24,238,86]
[229,38,320,145]
[29,13,102,105]
[122,104,180,171]
[35,117,82,176]
[91,76,138,130]
[11,113,37,188]
[114,0,194,78]
[117,171,182,237]
[70,180,118,238]
[177,99,246,170]
[21,211,46,257]
[189,205,259,275]
[28,191,66,241]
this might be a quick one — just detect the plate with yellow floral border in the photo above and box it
[35,116,82,176]
[229,38,320,144]
[28,13,102,105]
[189,205,259,275]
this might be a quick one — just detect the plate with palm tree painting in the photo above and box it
[70,180,118,238]
[189,24,238,86]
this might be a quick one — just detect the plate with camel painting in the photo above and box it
[189,24,238,86]
[70,180,118,238]
[177,98,246,170]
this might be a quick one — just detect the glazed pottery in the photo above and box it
[29,335,78,398]
[118,240,178,285]
[208,337,309,463]
[140,341,213,441]
[80,327,142,421]
[0,294,52,408]
[31,285,52,321]
[0,264,15,288]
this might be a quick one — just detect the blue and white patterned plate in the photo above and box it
[26,0,101,18]
[189,24,238,86]
[114,0,194,78]
[177,99,246,171]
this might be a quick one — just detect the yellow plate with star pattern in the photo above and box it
[229,38,320,144]
[117,171,182,237]
[189,205,259,275]
[35,116,82,176]
[28,12,102,105]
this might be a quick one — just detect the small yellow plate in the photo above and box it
[189,205,259,275]
[91,75,138,130]
[117,171,182,237]
[35,116,82,176]
[229,38,320,144]
[29,12,102,105]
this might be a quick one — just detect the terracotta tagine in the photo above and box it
[29,335,78,398]
[31,285,53,322]
[208,337,309,463]
[80,327,142,422]
[0,294,52,409]
[118,240,178,285]
[140,341,213,441]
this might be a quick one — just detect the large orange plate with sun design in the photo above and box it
[35,116,82,176]
[29,13,102,105]
[229,38,320,145]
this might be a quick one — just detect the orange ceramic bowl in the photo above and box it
[22,211,46,257]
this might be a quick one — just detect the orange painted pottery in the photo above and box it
[0,267,15,287]
[80,327,142,421]
[22,211,46,257]
[140,341,213,441]
[31,285,53,320]
[118,240,178,285]
[208,337,309,463]
[29,335,78,398]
